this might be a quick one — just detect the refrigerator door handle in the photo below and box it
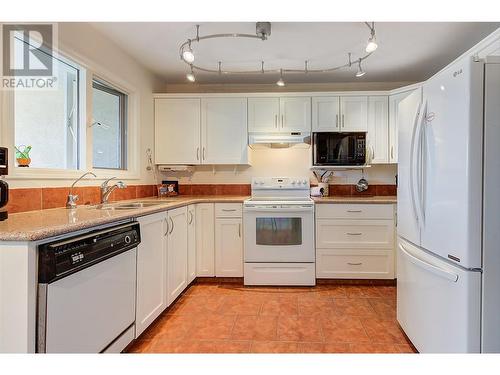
[410,101,426,228]
[399,242,459,282]
[409,102,422,224]
[415,100,427,225]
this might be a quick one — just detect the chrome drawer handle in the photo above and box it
[347,262,362,266]
[347,210,362,213]
[222,209,237,212]
[346,232,362,236]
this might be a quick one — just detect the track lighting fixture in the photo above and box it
[276,69,285,86]
[365,22,378,53]
[186,65,196,82]
[180,22,378,83]
[182,41,195,63]
[355,59,366,77]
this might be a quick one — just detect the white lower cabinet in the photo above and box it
[166,206,188,305]
[135,212,168,337]
[196,203,215,276]
[187,204,196,284]
[315,203,396,279]
[215,204,243,277]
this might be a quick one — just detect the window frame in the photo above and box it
[91,78,128,171]
[0,42,141,181]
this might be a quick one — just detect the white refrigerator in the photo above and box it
[396,55,500,353]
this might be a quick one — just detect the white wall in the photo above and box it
[1,22,165,188]
[159,147,397,185]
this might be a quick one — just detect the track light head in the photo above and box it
[366,35,378,53]
[355,60,366,77]
[182,41,195,63]
[183,50,195,63]
[276,69,285,86]
[186,66,196,82]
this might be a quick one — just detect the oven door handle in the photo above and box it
[243,206,314,213]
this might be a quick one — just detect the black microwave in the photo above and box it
[313,132,366,166]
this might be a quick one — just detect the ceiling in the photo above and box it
[90,22,499,85]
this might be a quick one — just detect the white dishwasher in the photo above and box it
[37,222,140,353]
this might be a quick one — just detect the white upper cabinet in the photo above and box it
[248,97,280,132]
[155,98,201,164]
[201,98,248,164]
[248,97,311,133]
[280,97,312,132]
[312,97,340,131]
[367,96,389,164]
[340,96,368,131]
[389,89,416,164]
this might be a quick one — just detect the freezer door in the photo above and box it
[420,57,483,269]
[397,238,480,353]
[397,88,422,246]
[482,59,500,353]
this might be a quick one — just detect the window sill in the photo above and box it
[7,166,141,181]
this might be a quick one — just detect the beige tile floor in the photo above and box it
[126,282,417,354]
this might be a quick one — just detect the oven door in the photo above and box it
[244,204,315,262]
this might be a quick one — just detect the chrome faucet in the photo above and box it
[66,172,97,209]
[101,177,127,204]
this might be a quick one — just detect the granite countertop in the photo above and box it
[0,195,397,242]
[0,196,248,242]
[312,196,397,204]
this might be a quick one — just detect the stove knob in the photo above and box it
[259,181,265,185]
[302,180,308,185]
[124,235,132,244]
[291,180,296,185]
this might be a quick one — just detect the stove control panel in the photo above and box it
[251,177,310,190]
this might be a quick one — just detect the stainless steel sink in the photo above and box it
[90,201,167,210]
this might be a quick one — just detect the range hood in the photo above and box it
[248,132,311,149]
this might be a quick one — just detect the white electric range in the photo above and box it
[243,177,315,286]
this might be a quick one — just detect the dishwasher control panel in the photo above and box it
[38,222,141,283]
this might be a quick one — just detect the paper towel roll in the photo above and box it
[310,186,324,197]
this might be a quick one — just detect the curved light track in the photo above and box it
[178,22,377,82]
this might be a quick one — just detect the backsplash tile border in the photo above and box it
[5,183,396,214]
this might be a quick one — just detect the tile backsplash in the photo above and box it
[5,183,396,214]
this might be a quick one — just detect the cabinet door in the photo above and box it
[389,90,416,163]
[195,203,215,276]
[340,96,368,131]
[215,218,243,277]
[201,98,248,164]
[187,204,196,284]
[167,206,188,305]
[135,212,168,337]
[248,97,280,133]
[367,96,389,164]
[312,97,340,131]
[280,97,312,132]
[155,98,201,164]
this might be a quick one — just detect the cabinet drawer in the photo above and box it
[215,203,242,217]
[316,203,394,219]
[316,249,394,279]
[316,219,394,249]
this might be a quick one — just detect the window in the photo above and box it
[92,79,127,170]
[14,36,81,170]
